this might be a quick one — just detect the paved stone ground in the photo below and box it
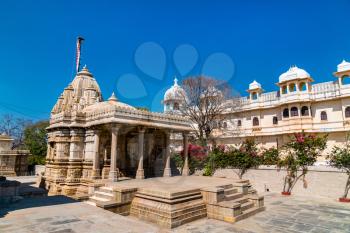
[1,193,350,233]
[174,193,350,233]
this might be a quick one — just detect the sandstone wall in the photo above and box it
[213,166,348,200]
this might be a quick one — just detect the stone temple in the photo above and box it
[43,64,264,228]
[45,66,192,196]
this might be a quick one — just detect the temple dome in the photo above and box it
[249,80,261,90]
[279,66,310,83]
[70,66,102,98]
[164,78,187,102]
[83,92,136,112]
[337,60,350,72]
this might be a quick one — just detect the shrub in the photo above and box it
[327,133,350,199]
[205,139,261,179]
[176,143,209,174]
[278,132,327,194]
[261,147,280,165]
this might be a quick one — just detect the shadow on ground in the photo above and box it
[0,195,78,218]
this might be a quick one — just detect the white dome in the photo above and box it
[164,78,187,102]
[83,92,136,112]
[337,60,350,72]
[279,66,310,83]
[249,80,261,90]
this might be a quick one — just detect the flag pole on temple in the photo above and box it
[75,36,84,73]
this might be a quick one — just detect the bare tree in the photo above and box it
[180,76,240,146]
[0,114,31,148]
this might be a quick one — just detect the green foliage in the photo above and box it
[23,121,49,165]
[261,147,280,165]
[327,133,350,198]
[278,132,327,193]
[172,153,184,169]
[205,139,261,179]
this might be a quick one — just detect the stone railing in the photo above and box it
[236,81,345,109]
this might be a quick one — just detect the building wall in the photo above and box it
[213,167,348,200]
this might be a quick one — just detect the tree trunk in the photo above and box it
[342,175,350,199]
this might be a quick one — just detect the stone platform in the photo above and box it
[86,176,265,228]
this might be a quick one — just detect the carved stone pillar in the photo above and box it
[69,129,84,161]
[136,128,146,179]
[109,125,120,181]
[182,132,190,176]
[163,131,172,177]
[91,130,101,179]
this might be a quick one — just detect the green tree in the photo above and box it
[23,120,49,165]
[278,132,327,194]
[328,133,350,200]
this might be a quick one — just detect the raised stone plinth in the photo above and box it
[86,176,265,228]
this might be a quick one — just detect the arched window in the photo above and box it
[291,107,299,117]
[299,82,307,91]
[283,108,289,118]
[223,122,227,129]
[252,92,258,100]
[282,86,287,94]
[345,107,350,118]
[173,102,179,110]
[342,75,350,85]
[237,120,242,127]
[301,106,309,116]
[321,111,327,121]
[253,117,259,126]
[289,83,296,92]
[273,116,278,125]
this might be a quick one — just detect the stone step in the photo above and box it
[98,186,114,194]
[85,200,97,206]
[94,191,114,200]
[236,206,265,222]
[135,193,203,204]
[232,196,249,204]
[172,208,207,228]
[89,195,110,202]
[218,184,234,190]
[224,192,243,201]
[131,198,206,217]
[241,201,254,211]
[224,187,238,195]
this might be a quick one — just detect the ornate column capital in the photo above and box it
[138,126,146,133]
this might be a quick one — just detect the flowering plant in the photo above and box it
[278,131,327,194]
[327,133,350,200]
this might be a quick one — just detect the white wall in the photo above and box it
[214,166,349,200]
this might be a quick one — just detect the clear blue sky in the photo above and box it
[1,0,350,120]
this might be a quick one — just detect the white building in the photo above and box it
[163,60,350,161]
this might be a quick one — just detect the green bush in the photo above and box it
[261,147,280,165]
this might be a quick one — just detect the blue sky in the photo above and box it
[1,0,350,120]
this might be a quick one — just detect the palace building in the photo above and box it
[163,61,350,162]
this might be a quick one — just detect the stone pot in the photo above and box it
[339,197,350,203]
[281,191,291,196]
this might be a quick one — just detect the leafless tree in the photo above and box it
[0,114,31,148]
[180,76,240,146]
